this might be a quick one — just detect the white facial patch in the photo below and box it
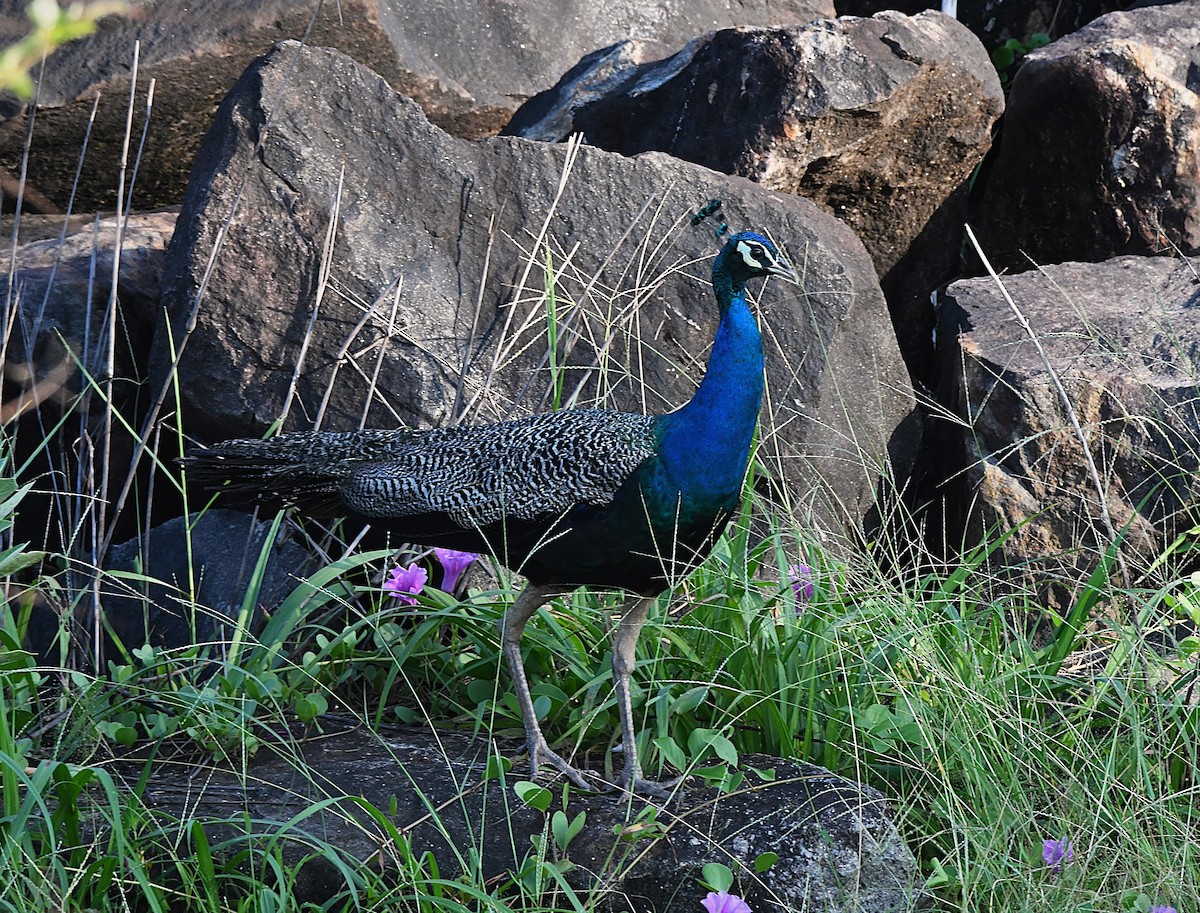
[737,239,767,270]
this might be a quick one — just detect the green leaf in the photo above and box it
[1130,893,1152,913]
[709,734,738,767]
[467,679,495,704]
[262,548,395,653]
[719,770,745,793]
[96,722,137,746]
[686,727,718,756]
[653,736,687,771]
[191,820,218,906]
[566,810,586,843]
[858,703,892,731]
[992,46,1015,69]
[228,507,285,667]
[551,809,585,850]
[0,545,44,577]
[483,754,512,781]
[925,857,958,890]
[0,479,33,521]
[688,728,738,767]
[295,691,328,723]
[552,810,569,849]
[670,686,707,715]
[514,780,552,812]
[700,862,734,893]
[754,852,778,873]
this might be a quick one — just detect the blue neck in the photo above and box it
[655,276,764,506]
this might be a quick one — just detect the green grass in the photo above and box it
[0,21,1196,908]
[2,433,1197,911]
[3,230,1197,908]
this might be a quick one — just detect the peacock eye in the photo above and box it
[737,240,767,269]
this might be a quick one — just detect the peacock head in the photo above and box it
[713,230,799,292]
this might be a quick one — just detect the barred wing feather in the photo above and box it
[335,410,657,528]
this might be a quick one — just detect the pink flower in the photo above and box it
[788,562,814,605]
[384,563,427,606]
[1150,906,1177,913]
[1041,837,1073,874]
[701,892,751,913]
[434,548,478,594]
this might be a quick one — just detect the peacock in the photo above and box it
[183,222,797,796]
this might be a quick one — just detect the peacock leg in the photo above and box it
[611,595,675,797]
[498,583,592,790]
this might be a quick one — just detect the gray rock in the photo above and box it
[156,42,917,549]
[934,254,1200,596]
[103,509,318,655]
[132,722,926,912]
[504,39,677,143]
[0,211,177,578]
[0,0,832,211]
[976,1,1200,272]
[835,0,1127,54]
[506,12,1004,385]
[1,211,174,402]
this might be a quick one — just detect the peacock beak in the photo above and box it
[768,257,800,285]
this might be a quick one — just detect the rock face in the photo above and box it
[934,254,1200,591]
[1,211,174,402]
[505,12,1004,384]
[0,0,832,212]
[0,210,179,560]
[504,39,676,144]
[102,510,318,657]
[156,42,917,549]
[133,722,926,912]
[835,0,1128,54]
[976,2,1200,273]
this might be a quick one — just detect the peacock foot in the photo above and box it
[616,771,681,799]
[528,735,596,792]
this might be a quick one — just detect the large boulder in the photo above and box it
[0,0,832,212]
[101,509,318,658]
[976,1,1200,273]
[0,211,181,566]
[132,722,926,912]
[835,0,1128,54]
[155,42,917,550]
[933,254,1200,595]
[0,211,174,402]
[505,11,1004,385]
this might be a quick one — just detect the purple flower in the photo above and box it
[701,892,751,913]
[1041,837,1074,874]
[434,548,478,594]
[1150,906,1177,913]
[384,563,427,606]
[788,563,814,604]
